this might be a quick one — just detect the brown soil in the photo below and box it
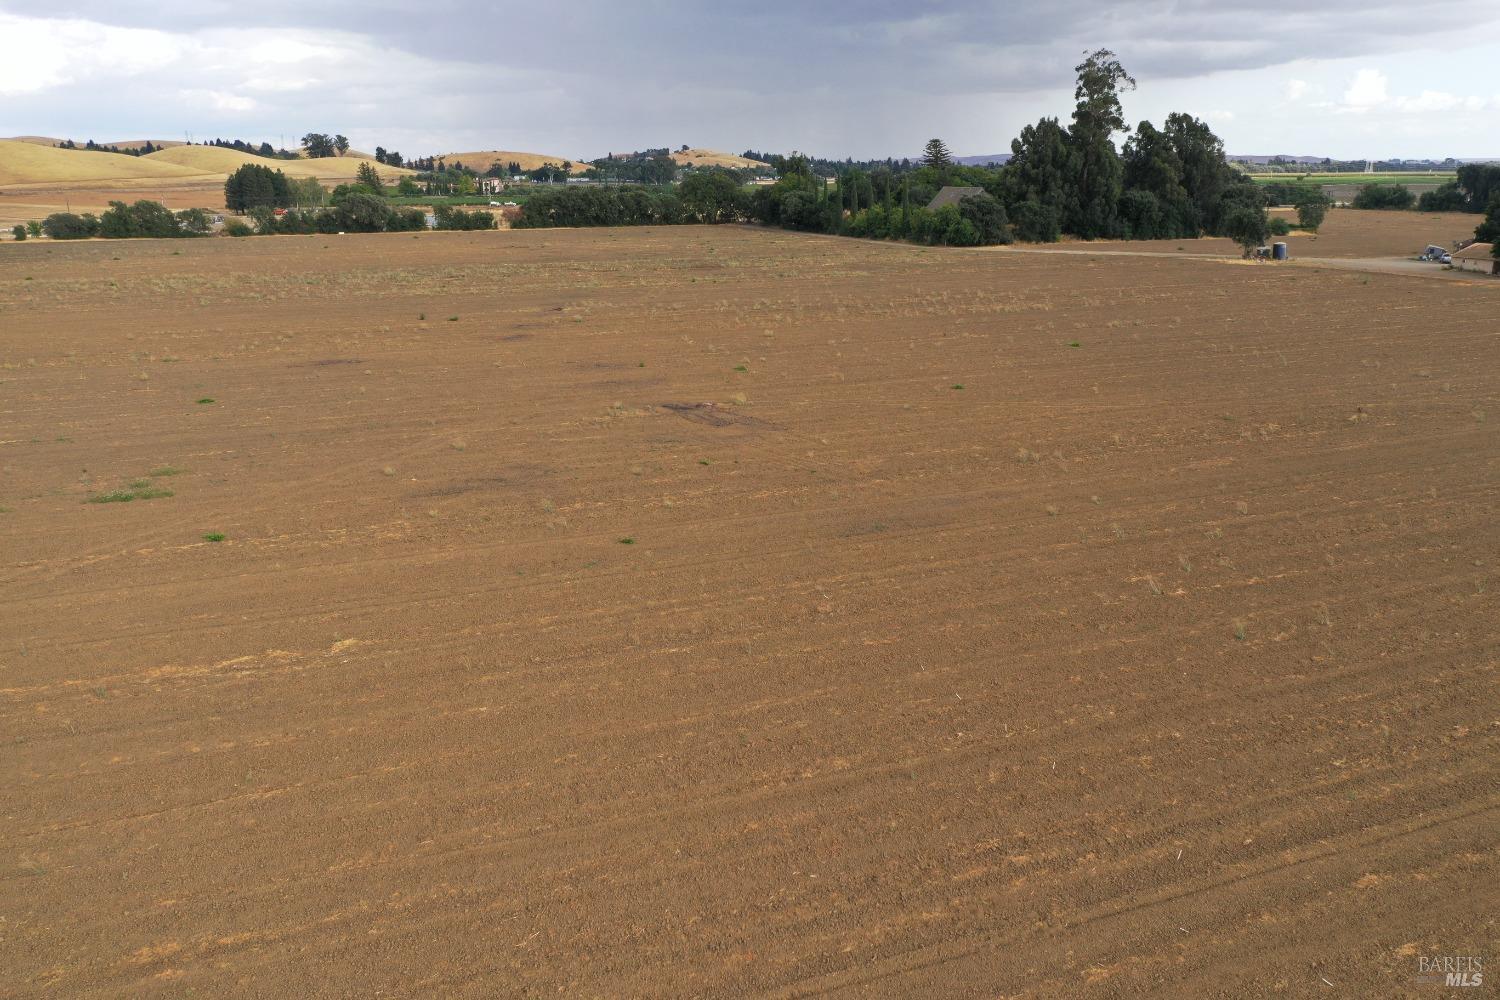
[0,180,229,230]
[2,226,1497,997]
[1073,208,1482,258]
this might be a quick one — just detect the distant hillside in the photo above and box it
[953,153,1010,166]
[146,145,412,179]
[100,138,188,151]
[435,150,587,174]
[0,139,204,186]
[4,135,186,151]
[672,148,767,169]
[0,139,413,189]
[1230,154,1499,165]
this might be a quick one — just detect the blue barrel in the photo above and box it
[1272,242,1288,260]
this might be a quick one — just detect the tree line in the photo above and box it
[204,138,300,160]
[219,162,495,235]
[1242,156,1462,174]
[1339,163,1500,223]
[1471,191,1500,259]
[36,201,212,239]
[1414,164,1500,213]
[299,133,350,158]
[514,51,1283,252]
[522,53,1289,250]
[51,139,165,157]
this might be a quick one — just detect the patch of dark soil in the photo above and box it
[661,402,780,430]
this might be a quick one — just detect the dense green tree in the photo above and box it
[1068,49,1135,238]
[250,206,321,235]
[1118,188,1167,239]
[844,204,894,239]
[1122,120,1195,236]
[95,201,138,239]
[680,170,748,223]
[42,213,98,239]
[96,200,193,239]
[12,224,26,241]
[289,176,327,208]
[1208,181,1270,238]
[325,192,395,232]
[1008,199,1062,242]
[908,204,980,246]
[746,171,827,230]
[301,133,336,158]
[356,162,385,193]
[434,206,498,230]
[1475,193,1500,246]
[956,193,1012,244]
[587,154,677,184]
[1002,117,1076,236]
[175,208,212,234]
[776,187,836,231]
[26,220,42,237]
[395,176,420,197]
[922,138,953,171]
[1221,203,1271,255]
[1294,193,1331,231]
[1457,163,1500,212]
[225,163,292,211]
[527,163,570,184]
[334,135,350,157]
[837,168,876,215]
[515,186,684,228]
[1161,113,1235,232]
[774,153,813,179]
[1258,180,1323,207]
[1353,184,1415,210]
[1417,181,1467,212]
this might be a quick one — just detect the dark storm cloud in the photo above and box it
[3,2,1496,158]
[22,0,1483,89]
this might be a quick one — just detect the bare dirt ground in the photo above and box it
[1072,208,1482,259]
[2,226,1497,997]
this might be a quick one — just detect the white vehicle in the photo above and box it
[489,201,501,207]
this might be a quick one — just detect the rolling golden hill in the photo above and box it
[0,140,206,186]
[672,148,767,169]
[145,146,412,179]
[437,150,588,174]
[4,136,186,151]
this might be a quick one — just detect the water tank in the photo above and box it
[1272,242,1288,260]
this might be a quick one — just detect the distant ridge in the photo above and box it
[434,150,587,174]
[1230,153,1499,164]
[953,153,1010,166]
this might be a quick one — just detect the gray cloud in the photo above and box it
[2,2,1497,158]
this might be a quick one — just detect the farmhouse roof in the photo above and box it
[1453,242,1494,260]
[927,186,986,210]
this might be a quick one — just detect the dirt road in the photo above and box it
[988,244,1493,283]
[2,227,1496,997]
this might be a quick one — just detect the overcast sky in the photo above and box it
[2,2,1497,161]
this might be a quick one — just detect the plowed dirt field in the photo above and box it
[2,226,1497,997]
[1073,207,1480,259]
